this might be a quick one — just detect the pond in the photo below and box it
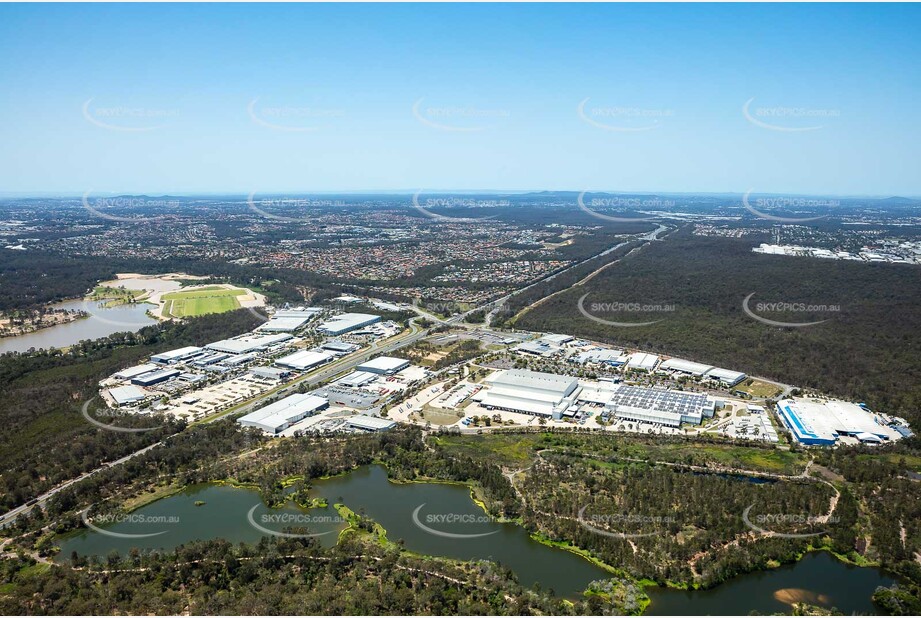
[645,551,894,615]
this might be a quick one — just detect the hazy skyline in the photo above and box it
[1,3,919,196]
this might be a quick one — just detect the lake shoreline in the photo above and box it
[56,464,898,615]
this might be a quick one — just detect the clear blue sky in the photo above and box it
[1,3,919,196]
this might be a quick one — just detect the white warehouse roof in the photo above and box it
[356,356,410,374]
[705,367,747,384]
[109,385,146,406]
[151,346,203,363]
[114,363,159,379]
[206,333,293,354]
[238,394,328,434]
[480,369,580,416]
[539,333,574,345]
[258,316,312,332]
[627,352,660,371]
[346,415,396,431]
[660,358,713,376]
[276,350,334,371]
[317,312,381,335]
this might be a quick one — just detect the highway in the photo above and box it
[0,441,163,529]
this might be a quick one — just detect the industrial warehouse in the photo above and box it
[237,393,329,435]
[776,398,906,446]
[474,369,718,427]
[317,312,381,335]
[94,307,912,449]
[97,308,394,417]
[477,369,582,418]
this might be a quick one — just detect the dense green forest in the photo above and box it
[0,539,589,615]
[0,309,262,510]
[516,229,921,427]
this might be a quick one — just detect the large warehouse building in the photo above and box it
[113,363,159,380]
[658,358,747,387]
[479,369,581,417]
[151,346,204,365]
[237,393,329,435]
[317,312,381,336]
[258,308,321,332]
[776,398,901,446]
[131,368,180,387]
[602,384,715,427]
[206,332,293,355]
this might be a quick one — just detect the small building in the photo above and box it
[259,316,312,332]
[192,352,231,367]
[237,394,329,435]
[131,368,180,387]
[571,348,625,366]
[178,373,207,385]
[108,385,146,406]
[356,356,410,375]
[514,341,555,357]
[222,352,259,367]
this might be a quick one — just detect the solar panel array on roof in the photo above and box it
[607,384,707,415]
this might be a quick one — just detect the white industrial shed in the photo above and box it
[626,352,660,372]
[151,346,204,364]
[336,371,378,388]
[114,363,159,380]
[704,367,747,387]
[206,333,293,355]
[237,394,328,435]
[346,415,396,432]
[480,369,581,417]
[356,356,410,375]
[659,358,713,376]
[108,385,147,406]
[276,350,334,371]
[259,317,312,332]
[317,313,381,335]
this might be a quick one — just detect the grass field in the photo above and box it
[161,287,246,317]
[435,432,810,475]
[735,378,783,399]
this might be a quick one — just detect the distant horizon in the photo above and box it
[1,189,919,200]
